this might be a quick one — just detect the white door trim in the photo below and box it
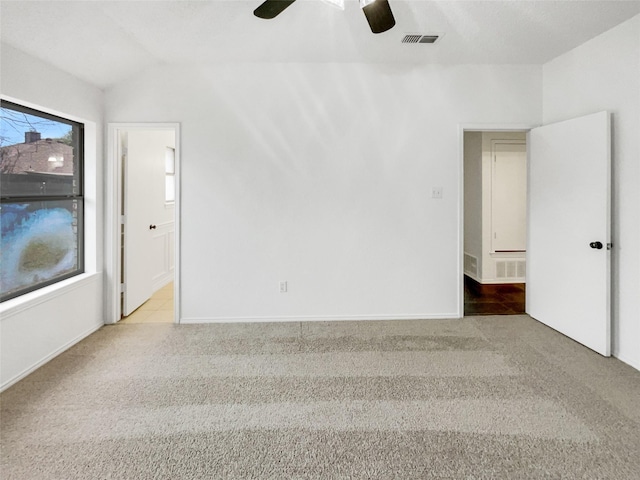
[105,123,181,324]
[457,123,538,317]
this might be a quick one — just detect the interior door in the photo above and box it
[123,130,166,316]
[527,111,611,356]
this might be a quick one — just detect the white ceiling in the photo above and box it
[2,0,639,90]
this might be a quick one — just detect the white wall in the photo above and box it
[463,132,483,279]
[106,63,542,322]
[0,44,104,390]
[543,15,640,369]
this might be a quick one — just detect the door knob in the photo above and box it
[149,224,157,230]
[589,241,603,249]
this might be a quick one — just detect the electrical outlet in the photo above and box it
[432,187,443,199]
[279,281,287,293]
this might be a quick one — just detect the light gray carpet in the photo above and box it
[2,315,640,479]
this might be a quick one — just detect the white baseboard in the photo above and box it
[180,313,460,324]
[152,272,174,293]
[473,278,526,285]
[0,322,103,392]
[614,352,640,372]
[463,273,525,285]
[463,272,482,283]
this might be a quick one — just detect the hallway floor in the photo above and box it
[119,282,174,324]
[464,275,525,315]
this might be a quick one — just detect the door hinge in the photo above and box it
[120,215,126,225]
[120,283,126,293]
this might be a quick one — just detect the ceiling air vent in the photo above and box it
[402,34,440,44]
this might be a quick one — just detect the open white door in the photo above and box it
[123,130,172,316]
[527,111,611,356]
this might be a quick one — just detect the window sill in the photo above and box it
[0,272,101,320]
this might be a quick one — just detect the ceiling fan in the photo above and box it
[254,0,396,34]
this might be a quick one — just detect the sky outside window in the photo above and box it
[1,107,71,146]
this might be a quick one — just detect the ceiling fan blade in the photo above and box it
[254,0,297,19]
[362,0,396,34]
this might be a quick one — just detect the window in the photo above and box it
[0,100,84,302]
[165,146,175,203]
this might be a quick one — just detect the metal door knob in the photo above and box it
[149,224,157,230]
[589,241,603,249]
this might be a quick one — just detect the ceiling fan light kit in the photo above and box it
[254,0,396,34]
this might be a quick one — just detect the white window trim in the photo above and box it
[0,96,98,306]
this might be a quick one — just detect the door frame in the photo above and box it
[458,123,537,317]
[106,123,181,324]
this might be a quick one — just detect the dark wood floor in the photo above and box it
[464,275,526,315]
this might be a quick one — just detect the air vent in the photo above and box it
[464,253,479,277]
[402,34,422,44]
[496,260,526,280]
[402,34,440,44]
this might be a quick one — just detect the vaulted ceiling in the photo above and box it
[2,0,639,90]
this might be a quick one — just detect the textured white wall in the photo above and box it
[543,15,640,370]
[463,131,483,279]
[106,63,541,322]
[0,44,104,390]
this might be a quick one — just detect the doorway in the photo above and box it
[462,130,527,315]
[459,114,611,355]
[106,123,180,324]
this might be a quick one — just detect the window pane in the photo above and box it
[1,103,81,197]
[165,175,175,203]
[165,147,175,174]
[1,199,83,301]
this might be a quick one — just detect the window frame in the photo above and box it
[0,100,85,302]
[165,146,176,205]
